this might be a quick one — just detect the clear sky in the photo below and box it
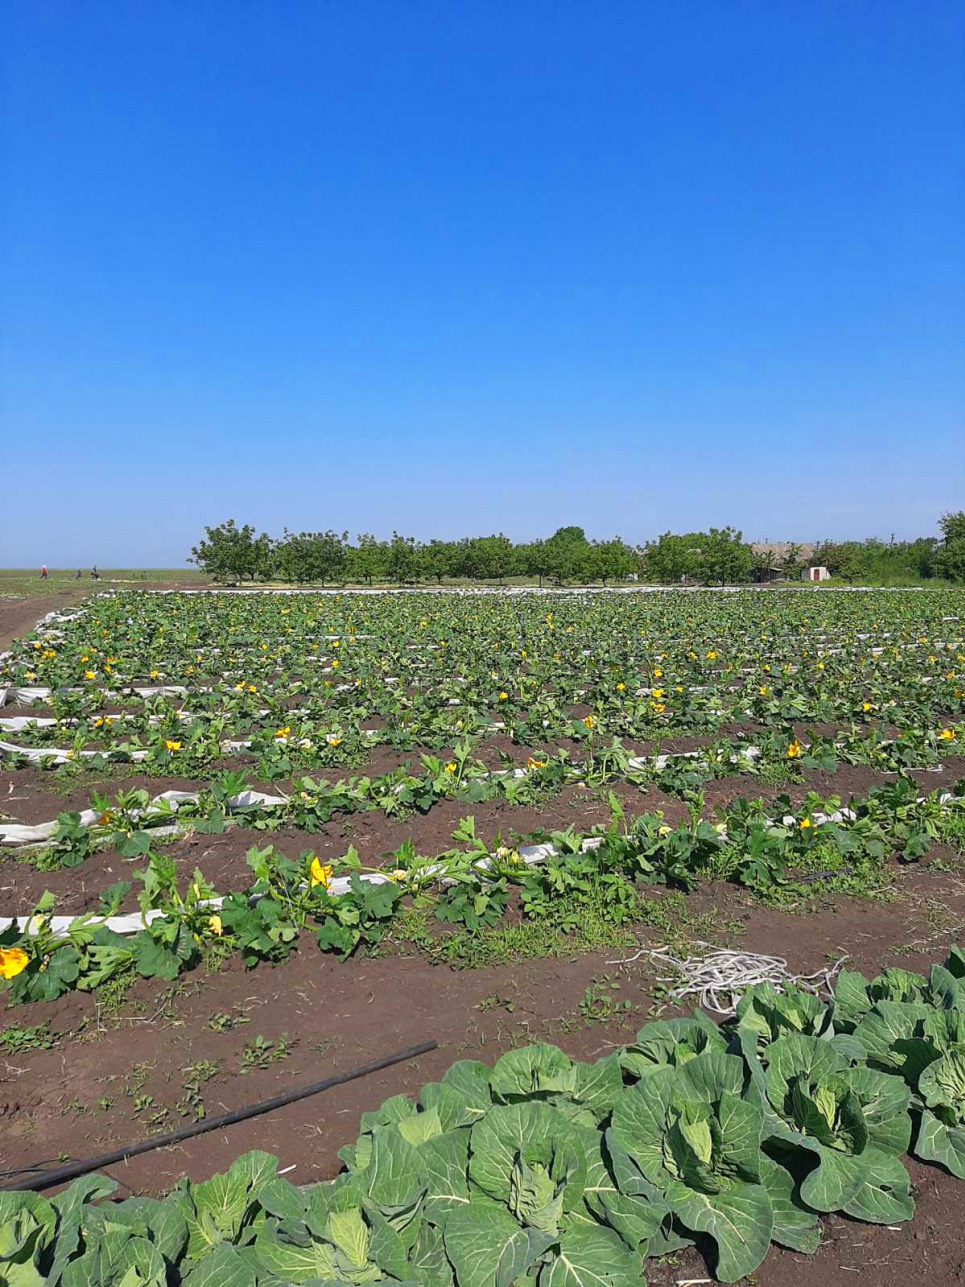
[2,0,963,566]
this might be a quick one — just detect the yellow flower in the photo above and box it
[759,686,769,696]
[583,715,595,730]
[863,701,873,712]
[208,914,223,936]
[275,726,291,739]
[309,857,333,889]
[389,868,409,882]
[650,702,666,714]
[799,817,812,830]
[651,688,665,700]
[616,682,626,692]
[787,740,802,759]
[939,728,956,741]
[706,650,718,660]
[97,809,114,825]
[499,691,509,701]
[0,947,29,980]
[150,670,159,680]
[328,736,343,747]
[330,659,339,669]
[94,717,105,728]
[653,668,663,678]
[165,739,181,752]
[658,824,672,836]
[526,756,545,770]
[444,762,457,773]
[84,669,96,681]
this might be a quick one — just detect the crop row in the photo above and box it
[2,774,962,1004]
[7,947,965,1283]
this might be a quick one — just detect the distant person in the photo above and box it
[40,565,48,580]
[91,566,100,581]
[75,570,82,579]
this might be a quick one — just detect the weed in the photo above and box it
[177,1060,220,1120]
[207,1008,251,1033]
[0,1024,57,1055]
[476,994,515,1013]
[579,977,633,1025]
[240,1034,295,1073]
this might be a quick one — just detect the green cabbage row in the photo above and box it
[6,949,965,1285]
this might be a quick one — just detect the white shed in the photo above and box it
[803,566,830,582]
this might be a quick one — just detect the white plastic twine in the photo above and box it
[606,942,850,1016]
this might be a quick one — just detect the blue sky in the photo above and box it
[2,0,963,566]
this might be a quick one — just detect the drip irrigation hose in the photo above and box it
[1,1038,437,1193]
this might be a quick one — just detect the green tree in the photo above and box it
[588,537,637,585]
[422,539,459,584]
[468,534,516,584]
[935,511,965,582]
[348,534,389,585]
[190,520,273,583]
[386,532,420,584]
[273,530,348,584]
[642,533,701,583]
[545,526,591,584]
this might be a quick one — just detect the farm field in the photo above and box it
[2,586,965,1285]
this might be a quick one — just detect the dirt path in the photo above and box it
[0,593,82,654]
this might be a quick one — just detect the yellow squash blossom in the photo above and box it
[165,739,181,752]
[583,715,595,730]
[799,817,812,830]
[616,682,626,692]
[787,740,802,759]
[208,914,223,936]
[444,762,457,773]
[939,728,957,741]
[498,691,509,701]
[275,726,291,739]
[0,947,29,980]
[526,757,545,770]
[309,858,333,889]
[759,686,769,696]
[84,670,96,681]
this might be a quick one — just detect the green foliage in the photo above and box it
[11,949,965,1285]
[643,527,754,585]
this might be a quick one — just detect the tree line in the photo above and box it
[189,514,965,585]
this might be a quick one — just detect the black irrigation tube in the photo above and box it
[1,1038,438,1193]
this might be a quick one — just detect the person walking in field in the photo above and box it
[40,565,48,580]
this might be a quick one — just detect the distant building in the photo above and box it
[804,566,831,582]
